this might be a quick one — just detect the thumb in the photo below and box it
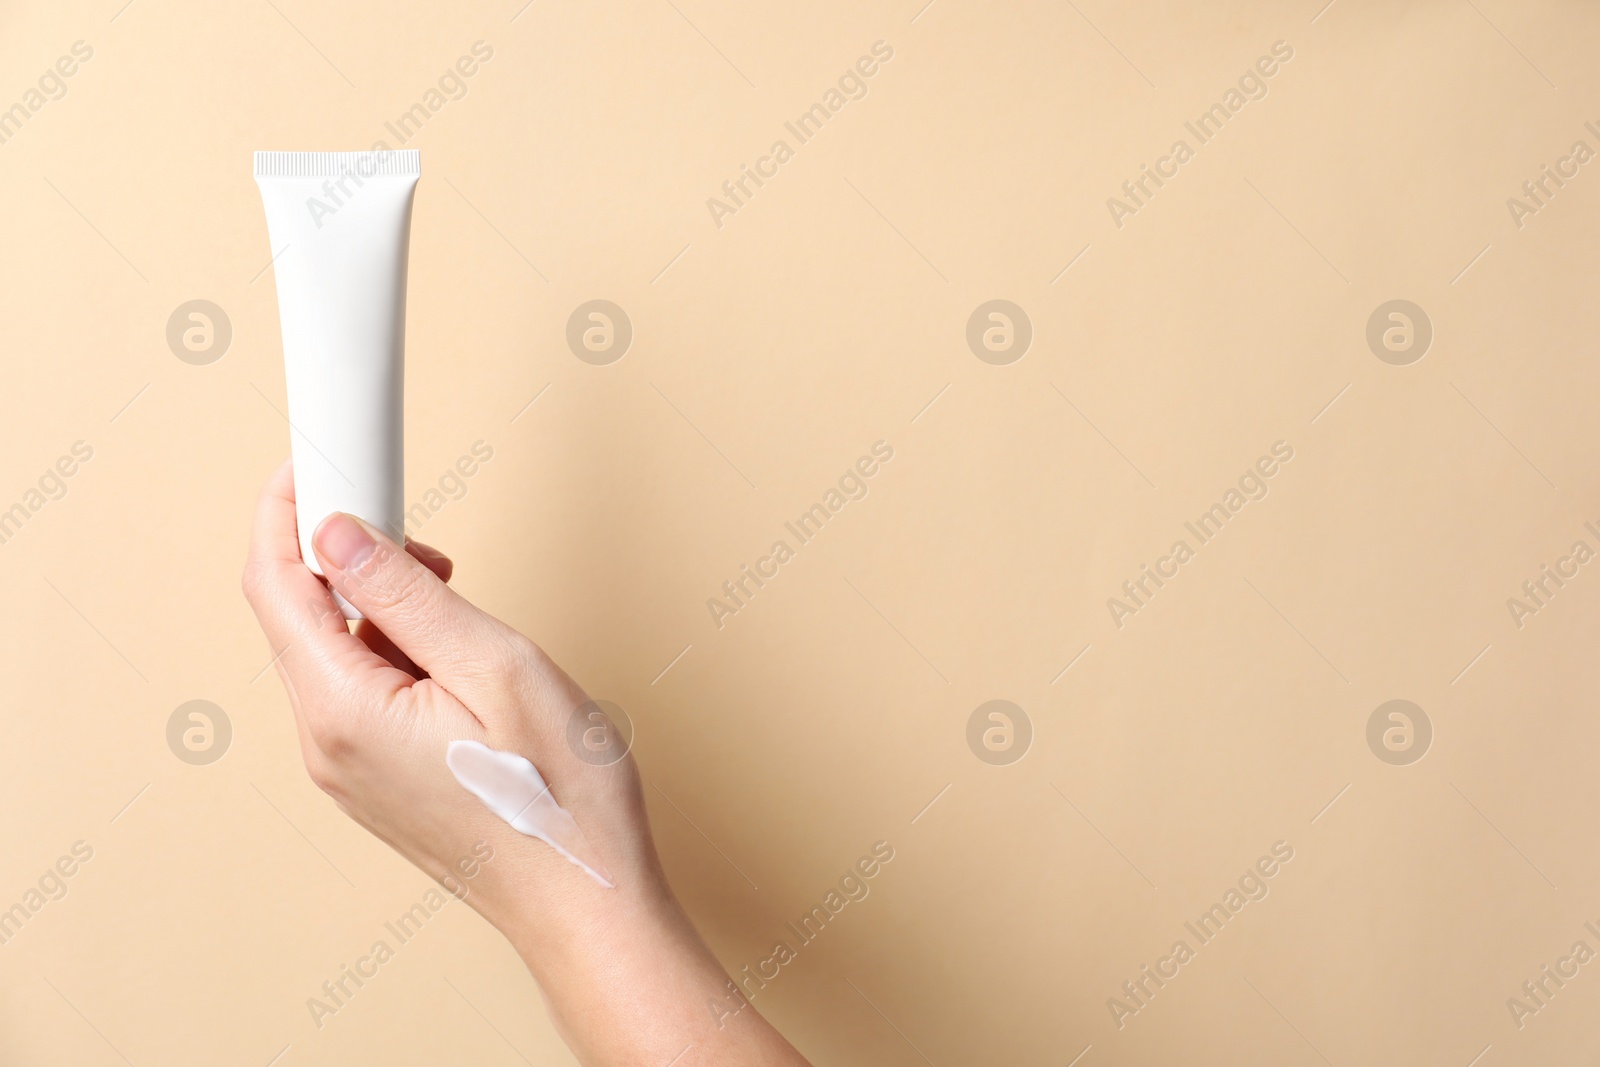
[312,512,536,716]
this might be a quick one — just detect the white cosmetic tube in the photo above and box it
[254,150,420,619]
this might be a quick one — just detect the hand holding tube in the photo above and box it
[242,460,809,1066]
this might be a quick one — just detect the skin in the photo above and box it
[243,460,809,1066]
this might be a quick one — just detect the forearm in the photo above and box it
[503,890,808,1066]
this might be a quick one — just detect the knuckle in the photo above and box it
[349,544,434,614]
[304,595,342,629]
[305,759,340,798]
[497,630,544,674]
[490,631,544,692]
[499,632,571,711]
[297,734,341,796]
[438,630,540,716]
[306,712,354,763]
[240,559,271,605]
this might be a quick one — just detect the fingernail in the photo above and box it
[314,512,376,571]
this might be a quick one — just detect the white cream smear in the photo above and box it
[446,740,615,889]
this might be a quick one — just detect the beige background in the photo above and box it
[3,0,1599,1063]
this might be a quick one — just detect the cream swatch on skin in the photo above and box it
[446,740,615,889]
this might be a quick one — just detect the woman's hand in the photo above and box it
[242,460,808,1066]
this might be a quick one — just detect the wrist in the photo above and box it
[500,881,805,1065]
[508,883,727,1059]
